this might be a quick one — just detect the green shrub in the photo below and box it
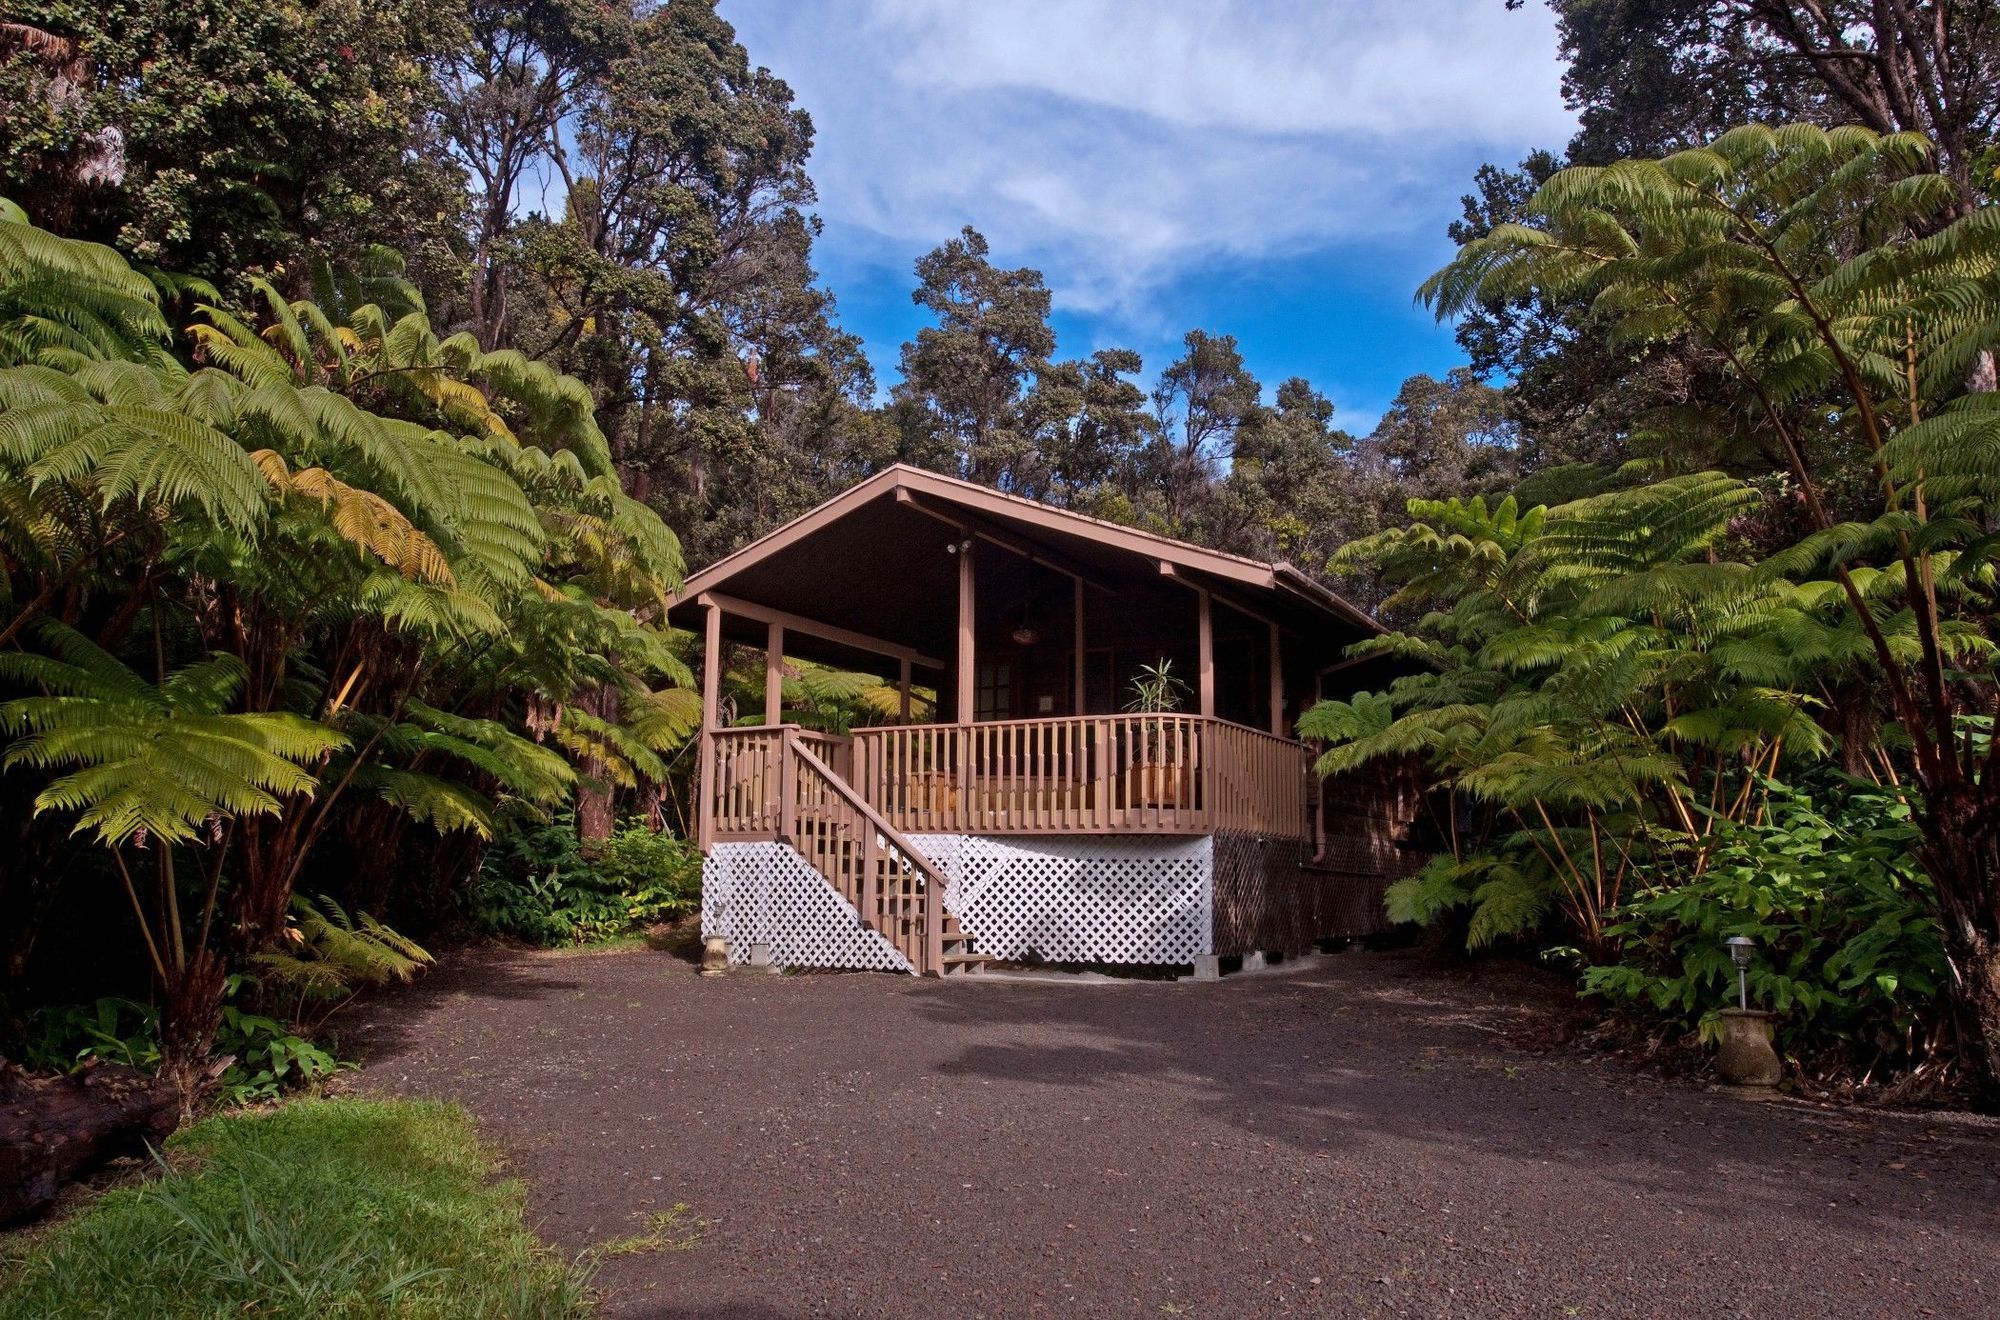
[0,1099,592,1318]
[21,980,348,1107]
[593,822,703,928]
[468,810,699,947]
[254,894,434,1033]
[1583,781,1949,1075]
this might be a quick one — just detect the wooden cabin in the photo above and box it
[664,465,1426,976]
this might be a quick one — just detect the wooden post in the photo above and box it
[1094,719,1111,828]
[956,542,975,724]
[764,622,784,727]
[701,599,723,730]
[1268,620,1284,736]
[1196,588,1215,719]
[898,658,912,724]
[955,541,976,824]
[777,727,797,843]
[1072,575,1086,715]
[697,597,722,853]
[1312,668,1327,861]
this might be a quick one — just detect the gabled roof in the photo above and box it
[676,465,1374,621]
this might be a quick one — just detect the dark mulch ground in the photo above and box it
[346,947,2000,1318]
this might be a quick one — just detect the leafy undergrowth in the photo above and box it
[0,1098,592,1319]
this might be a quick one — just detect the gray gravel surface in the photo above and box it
[349,946,2000,1318]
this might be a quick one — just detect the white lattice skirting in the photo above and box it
[912,834,1214,965]
[701,842,914,972]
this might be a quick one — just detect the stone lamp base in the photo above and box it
[700,935,729,977]
[1716,1007,1782,1090]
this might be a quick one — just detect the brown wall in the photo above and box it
[1211,756,1431,956]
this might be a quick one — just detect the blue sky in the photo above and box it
[720,0,1577,433]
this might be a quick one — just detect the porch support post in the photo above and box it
[1312,668,1328,861]
[697,597,722,853]
[956,543,975,725]
[1072,576,1086,715]
[702,598,723,729]
[1197,588,1215,718]
[1269,621,1284,736]
[955,541,975,827]
[898,658,912,723]
[764,622,784,727]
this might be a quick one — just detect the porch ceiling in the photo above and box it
[663,465,1381,675]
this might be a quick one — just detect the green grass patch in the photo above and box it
[0,1097,592,1318]
[589,1203,708,1259]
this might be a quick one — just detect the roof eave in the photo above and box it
[1272,563,1382,635]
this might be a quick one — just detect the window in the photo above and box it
[975,661,1014,720]
[1083,648,1117,715]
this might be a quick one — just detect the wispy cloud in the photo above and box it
[871,0,1571,142]
[727,0,1574,325]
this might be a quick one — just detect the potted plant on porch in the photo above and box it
[1123,659,1192,809]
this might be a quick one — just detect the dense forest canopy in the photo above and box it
[2,0,1999,1104]
[1,0,1519,580]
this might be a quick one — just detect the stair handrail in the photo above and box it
[781,725,950,973]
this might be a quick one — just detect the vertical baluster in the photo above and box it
[1025,722,1036,832]
[1096,719,1110,830]
[1041,722,1051,830]
[1024,721,1035,832]
[1137,715,1151,833]
[1056,722,1068,830]
[1007,722,1016,830]
[1186,717,1198,825]
[777,735,791,843]
[1054,721,1066,830]
[861,818,876,934]
[1010,723,1021,831]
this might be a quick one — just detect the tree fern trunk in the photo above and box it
[157,947,227,1110]
[1920,784,2000,1104]
[575,683,620,846]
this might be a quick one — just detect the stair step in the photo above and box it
[940,951,996,975]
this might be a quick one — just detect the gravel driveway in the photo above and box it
[350,946,2000,1318]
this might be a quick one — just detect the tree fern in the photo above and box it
[0,621,346,846]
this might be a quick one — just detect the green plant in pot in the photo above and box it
[1124,660,1192,809]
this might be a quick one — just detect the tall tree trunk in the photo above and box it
[575,683,621,846]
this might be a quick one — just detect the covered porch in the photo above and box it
[667,465,1394,851]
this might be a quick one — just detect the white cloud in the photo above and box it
[723,0,1574,327]
[869,0,1572,142]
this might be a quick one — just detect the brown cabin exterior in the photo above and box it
[664,465,1425,976]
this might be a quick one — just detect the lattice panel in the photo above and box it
[702,842,915,973]
[1211,831,1398,954]
[910,834,1213,965]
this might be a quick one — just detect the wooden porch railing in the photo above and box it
[710,725,948,972]
[710,726,855,837]
[1203,719,1313,838]
[849,714,1201,834]
[712,716,1312,843]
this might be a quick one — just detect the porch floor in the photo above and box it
[350,945,2000,1317]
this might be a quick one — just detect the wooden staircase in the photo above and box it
[938,913,992,977]
[779,729,995,977]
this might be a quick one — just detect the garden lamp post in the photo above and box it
[1717,935,1780,1092]
[1726,935,1754,1011]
